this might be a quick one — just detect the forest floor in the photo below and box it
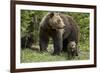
[21,44,89,63]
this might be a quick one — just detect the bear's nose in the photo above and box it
[58,26,65,29]
[63,25,66,28]
[61,25,65,29]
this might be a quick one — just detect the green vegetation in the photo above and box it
[21,10,90,63]
[21,44,89,63]
[21,48,67,63]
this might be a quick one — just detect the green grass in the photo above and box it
[21,49,67,63]
[21,43,89,63]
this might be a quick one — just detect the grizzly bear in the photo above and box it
[39,12,79,55]
[67,41,78,59]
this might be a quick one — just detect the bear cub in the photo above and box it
[67,41,79,59]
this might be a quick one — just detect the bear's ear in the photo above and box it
[49,12,54,18]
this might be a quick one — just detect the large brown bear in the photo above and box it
[39,12,79,56]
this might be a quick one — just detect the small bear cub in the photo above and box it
[67,41,78,59]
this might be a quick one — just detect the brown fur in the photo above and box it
[39,12,80,55]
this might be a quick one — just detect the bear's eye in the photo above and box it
[57,19,61,23]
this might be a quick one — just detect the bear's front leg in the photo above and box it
[52,32,63,55]
[39,30,49,52]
